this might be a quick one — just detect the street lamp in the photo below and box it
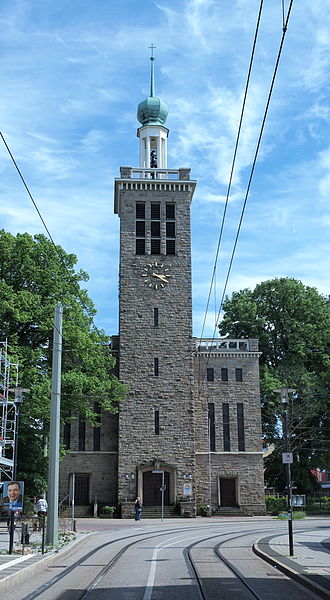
[274,387,296,557]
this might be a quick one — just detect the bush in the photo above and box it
[265,496,287,515]
[198,504,209,516]
[101,505,116,514]
[22,497,36,517]
[306,497,330,514]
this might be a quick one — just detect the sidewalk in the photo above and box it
[0,523,91,592]
[254,528,330,599]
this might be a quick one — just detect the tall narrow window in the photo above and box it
[221,367,228,382]
[136,203,146,255]
[155,409,160,435]
[74,474,90,505]
[78,417,86,451]
[63,414,71,450]
[154,307,159,327]
[235,368,243,382]
[206,367,214,382]
[166,203,176,255]
[237,403,245,451]
[93,402,101,451]
[222,403,230,451]
[208,403,215,452]
[151,203,161,254]
[154,357,159,376]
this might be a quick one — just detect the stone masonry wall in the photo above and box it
[59,452,118,506]
[193,341,265,513]
[59,410,119,506]
[117,182,196,503]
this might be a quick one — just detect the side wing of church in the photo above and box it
[59,55,265,517]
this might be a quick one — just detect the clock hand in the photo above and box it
[152,272,169,283]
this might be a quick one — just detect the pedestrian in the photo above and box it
[134,496,142,521]
[35,496,48,531]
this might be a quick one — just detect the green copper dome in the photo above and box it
[137,96,168,126]
[137,51,169,126]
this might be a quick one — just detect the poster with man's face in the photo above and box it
[1,481,24,511]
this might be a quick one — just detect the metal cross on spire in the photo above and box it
[149,43,156,97]
[149,43,156,58]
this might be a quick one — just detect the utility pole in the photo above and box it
[207,413,212,517]
[47,303,63,545]
[274,387,295,557]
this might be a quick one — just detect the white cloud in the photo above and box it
[0,0,329,336]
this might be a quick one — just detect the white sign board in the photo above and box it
[282,452,293,464]
[292,494,305,507]
[183,483,192,496]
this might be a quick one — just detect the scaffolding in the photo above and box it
[0,340,19,481]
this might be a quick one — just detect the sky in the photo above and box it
[0,0,329,338]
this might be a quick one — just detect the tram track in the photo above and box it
[186,527,324,600]
[17,523,320,600]
[187,530,265,600]
[18,524,220,600]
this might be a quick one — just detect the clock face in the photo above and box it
[141,262,171,289]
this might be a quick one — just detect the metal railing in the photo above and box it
[119,167,192,181]
[196,339,250,352]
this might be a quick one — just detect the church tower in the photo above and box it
[59,53,265,516]
[114,52,197,510]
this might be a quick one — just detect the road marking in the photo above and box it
[143,533,203,600]
[0,554,33,571]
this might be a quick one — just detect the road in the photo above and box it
[5,517,327,600]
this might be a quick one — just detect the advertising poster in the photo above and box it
[1,481,24,511]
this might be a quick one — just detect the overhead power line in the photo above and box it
[199,0,265,345]
[197,0,264,392]
[0,131,106,346]
[198,0,295,393]
[214,0,295,328]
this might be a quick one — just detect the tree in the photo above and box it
[219,277,330,493]
[0,230,126,494]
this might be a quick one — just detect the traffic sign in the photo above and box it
[282,452,293,464]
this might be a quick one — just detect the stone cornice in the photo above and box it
[196,352,262,358]
[195,451,264,456]
[67,451,118,455]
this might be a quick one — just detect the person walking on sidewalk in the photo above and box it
[134,497,142,521]
[35,496,48,531]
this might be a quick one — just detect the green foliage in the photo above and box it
[101,505,116,514]
[22,497,36,517]
[291,511,305,519]
[220,278,330,493]
[0,230,127,495]
[265,495,287,515]
[306,497,330,514]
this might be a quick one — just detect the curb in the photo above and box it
[0,531,96,592]
[253,538,330,600]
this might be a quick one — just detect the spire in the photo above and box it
[149,43,156,97]
[137,46,169,127]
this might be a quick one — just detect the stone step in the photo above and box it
[141,505,179,518]
[213,507,245,517]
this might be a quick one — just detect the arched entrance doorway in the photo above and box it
[143,470,170,506]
